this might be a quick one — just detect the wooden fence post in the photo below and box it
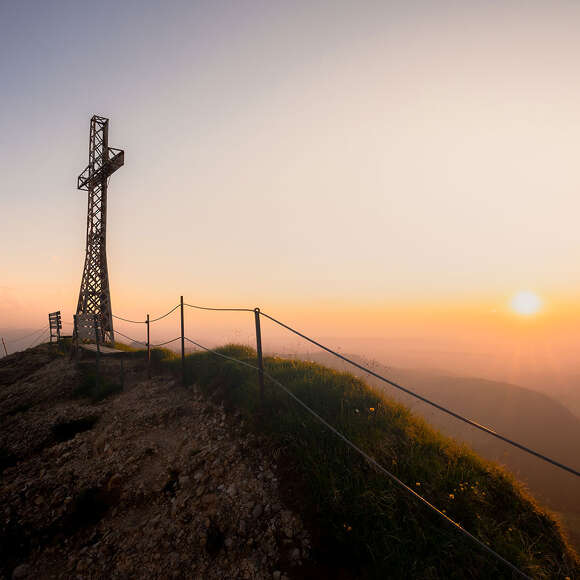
[1,337,8,357]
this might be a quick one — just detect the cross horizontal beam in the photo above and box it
[77,148,124,191]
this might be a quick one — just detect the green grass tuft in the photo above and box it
[112,341,144,353]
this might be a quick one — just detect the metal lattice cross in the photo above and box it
[75,115,124,345]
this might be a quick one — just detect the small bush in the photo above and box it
[75,370,122,402]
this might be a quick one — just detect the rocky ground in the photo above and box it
[0,346,312,579]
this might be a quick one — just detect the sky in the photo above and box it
[1,0,580,391]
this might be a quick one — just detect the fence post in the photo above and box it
[180,296,185,386]
[93,314,101,387]
[146,314,151,379]
[254,308,265,405]
[1,337,8,357]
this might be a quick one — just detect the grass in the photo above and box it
[75,367,123,402]
[74,342,178,400]
[163,344,579,579]
[113,342,177,364]
[112,341,143,353]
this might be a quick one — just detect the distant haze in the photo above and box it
[2,1,580,409]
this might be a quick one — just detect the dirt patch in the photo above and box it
[0,345,56,387]
[0,346,312,580]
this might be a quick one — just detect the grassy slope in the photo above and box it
[160,344,579,579]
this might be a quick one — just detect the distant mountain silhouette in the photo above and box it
[549,380,580,420]
[296,352,580,549]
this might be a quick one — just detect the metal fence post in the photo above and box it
[254,308,265,405]
[146,313,151,379]
[180,296,185,386]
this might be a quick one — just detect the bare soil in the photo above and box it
[0,346,311,580]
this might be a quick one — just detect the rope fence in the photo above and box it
[20,295,577,578]
[149,304,180,323]
[184,303,254,313]
[259,312,580,478]
[110,298,580,479]
[112,314,146,324]
[1,326,50,356]
[183,334,531,580]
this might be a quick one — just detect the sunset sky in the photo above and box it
[2,1,580,388]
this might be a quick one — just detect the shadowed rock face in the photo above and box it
[51,416,99,443]
[0,346,311,580]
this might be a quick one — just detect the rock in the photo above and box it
[168,552,180,566]
[11,564,31,579]
[206,521,224,556]
[251,504,263,519]
[273,572,281,580]
[106,473,122,491]
[201,493,218,510]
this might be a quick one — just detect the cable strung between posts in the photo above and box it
[184,303,253,313]
[114,329,147,346]
[20,328,51,350]
[113,314,146,324]
[149,337,181,347]
[27,330,50,350]
[149,304,180,323]
[183,336,531,580]
[259,311,580,479]
[184,337,263,372]
[114,330,180,349]
[7,325,50,343]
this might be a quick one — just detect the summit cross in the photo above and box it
[75,115,124,344]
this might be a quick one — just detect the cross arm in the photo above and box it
[77,147,125,191]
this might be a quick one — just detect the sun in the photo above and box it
[510,291,542,316]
